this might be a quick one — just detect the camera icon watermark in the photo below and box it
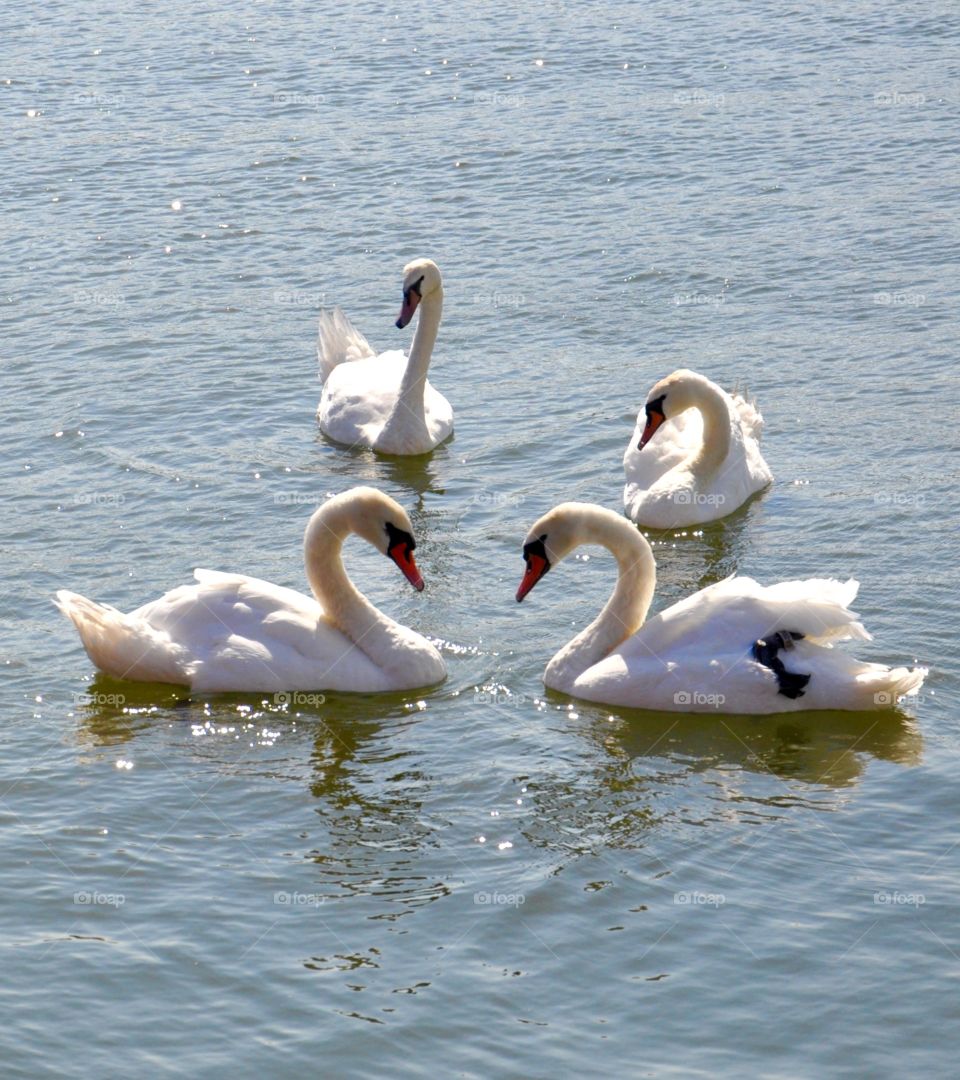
[873,291,925,307]
[72,691,126,708]
[471,291,526,309]
[274,891,325,907]
[273,91,326,109]
[72,91,125,107]
[273,492,323,506]
[474,891,525,906]
[470,491,525,508]
[274,691,326,708]
[673,89,725,108]
[74,289,125,306]
[674,890,725,907]
[874,91,925,107]
[74,491,126,506]
[672,491,726,507]
[473,90,525,108]
[674,291,724,308]
[273,289,325,308]
[74,890,125,907]
[473,690,527,707]
[673,690,726,708]
[873,491,925,508]
[873,890,924,908]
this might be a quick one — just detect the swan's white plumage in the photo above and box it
[318,346,453,455]
[624,370,772,528]
[575,575,923,713]
[520,503,927,714]
[317,260,453,456]
[56,489,446,694]
[317,307,374,381]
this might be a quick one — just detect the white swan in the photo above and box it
[623,369,773,528]
[55,488,446,693]
[317,259,453,455]
[516,502,926,713]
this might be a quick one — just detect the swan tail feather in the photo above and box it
[857,663,927,707]
[785,641,927,710]
[55,590,191,685]
[317,308,374,381]
[731,389,765,440]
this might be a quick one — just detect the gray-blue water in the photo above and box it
[4,1,959,1075]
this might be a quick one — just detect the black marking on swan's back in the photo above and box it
[752,630,811,699]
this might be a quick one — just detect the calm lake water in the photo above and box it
[4,1,959,1075]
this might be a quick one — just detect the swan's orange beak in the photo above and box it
[638,409,666,450]
[389,542,424,591]
[396,289,421,329]
[516,552,549,602]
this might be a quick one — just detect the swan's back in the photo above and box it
[318,351,452,454]
[622,575,868,661]
[144,571,393,692]
[58,572,396,693]
[573,575,925,713]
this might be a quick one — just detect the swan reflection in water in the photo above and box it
[71,674,180,748]
[517,693,922,862]
[73,680,450,930]
[314,430,450,510]
[582,699,922,787]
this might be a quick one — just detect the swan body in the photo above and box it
[624,369,773,528]
[317,259,453,455]
[516,502,926,714]
[56,488,446,693]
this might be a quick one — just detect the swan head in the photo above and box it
[515,504,587,602]
[396,258,442,329]
[637,368,704,449]
[321,487,425,591]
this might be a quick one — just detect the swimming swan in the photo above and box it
[56,488,446,693]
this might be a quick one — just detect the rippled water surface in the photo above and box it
[4,1,959,1075]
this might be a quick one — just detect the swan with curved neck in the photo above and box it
[317,259,453,456]
[517,502,926,713]
[55,488,446,693]
[623,368,772,528]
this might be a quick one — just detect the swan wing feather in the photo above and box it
[317,307,375,381]
[571,575,924,712]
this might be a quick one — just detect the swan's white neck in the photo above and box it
[397,288,443,414]
[545,511,657,693]
[684,380,731,480]
[303,503,406,677]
